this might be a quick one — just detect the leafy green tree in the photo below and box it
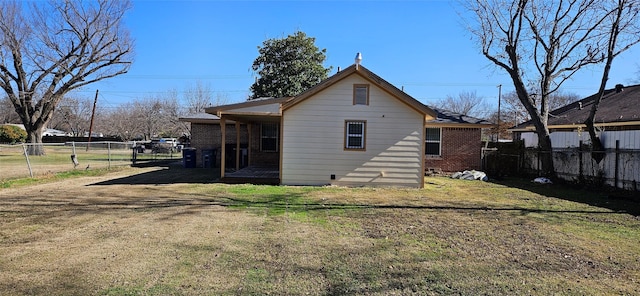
[250,31,331,99]
[0,125,27,144]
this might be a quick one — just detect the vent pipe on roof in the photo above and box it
[355,52,362,68]
[615,84,624,93]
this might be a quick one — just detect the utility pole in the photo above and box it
[497,84,502,141]
[86,89,98,151]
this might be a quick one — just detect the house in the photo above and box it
[44,128,69,136]
[196,63,491,188]
[0,124,70,136]
[509,84,640,190]
[511,84,640,149]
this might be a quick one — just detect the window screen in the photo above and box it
[353,85,369,105]
[345,121,366,149]
[261,123,278,152]
[425,127,441,156]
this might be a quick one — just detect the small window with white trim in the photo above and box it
[425,127,441,156]
[345,120,366,150]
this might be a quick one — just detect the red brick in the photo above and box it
[425,128,482,172]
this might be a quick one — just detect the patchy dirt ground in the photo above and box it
[1,165,639,295]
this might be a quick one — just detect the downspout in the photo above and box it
[220,117,226,178]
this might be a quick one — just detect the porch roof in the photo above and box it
[205,97,291,123]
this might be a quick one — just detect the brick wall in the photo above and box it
[189,123,248,167]
[425,127,482,172]
[248,123,280,167]
[189,122,280,168]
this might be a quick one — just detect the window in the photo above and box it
[345,121,366,150]
[353,84,369,105]
[261,123,278,152]
[425,127,441,156]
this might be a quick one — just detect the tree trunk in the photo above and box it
[585,120,606,163]
[27,126,45,155]
[536,132,555,178]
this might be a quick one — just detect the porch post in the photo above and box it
[247,123,252,166]
[420,124,426,189]
[236,121,241,171]
[220,117,226,178]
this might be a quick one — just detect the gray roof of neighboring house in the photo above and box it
[427,108,493,126]
[513,84,640,130]
[178,112,220,123]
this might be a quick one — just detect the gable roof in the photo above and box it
[427,108,493,127]
[512,84,640,131]
[282,64,437,120]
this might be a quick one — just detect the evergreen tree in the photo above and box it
[250,31,331,99]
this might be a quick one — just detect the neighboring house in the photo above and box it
[509,84,640,190]
[0,124,69,136]
[44,128,69,136]
[199,63,491,188]
[511,84,640,149]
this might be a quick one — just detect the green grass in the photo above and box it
[0,144,137,181]
[1,168,639,295]
[0,167,125,188]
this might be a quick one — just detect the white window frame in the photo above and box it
[345,120,366,150]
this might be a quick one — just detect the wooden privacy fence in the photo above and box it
[521,140,639,191]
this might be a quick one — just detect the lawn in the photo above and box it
[0,143,178,180]
[0,165,638,295]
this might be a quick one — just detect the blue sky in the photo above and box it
[81,0,640,113]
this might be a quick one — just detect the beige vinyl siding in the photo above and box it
[281,75,424,187]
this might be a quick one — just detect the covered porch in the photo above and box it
[207,97,288,185]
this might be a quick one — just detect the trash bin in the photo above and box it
[182,148,196,168]
[202,149,216,168]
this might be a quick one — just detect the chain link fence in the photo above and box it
[0,142,141,180]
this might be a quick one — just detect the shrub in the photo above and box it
[0,125,28,144]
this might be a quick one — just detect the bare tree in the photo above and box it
[487,111,517,140]
[184,81,213,114]
[436,90,490,118]
[463,0,636,178]
[183,81,229,114]
[0,96,20,124]
[585,0,640,163]
[124,93,186,141]
[99,102,141,141]
[160,90,190,137]
[48,96,93,136]
[502,89,580,125]
[0,0,133,154]
[214,92,229,107]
